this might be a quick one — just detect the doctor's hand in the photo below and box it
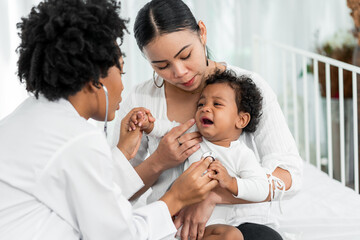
[160,157,218,218]
[152,119,202,171]
[174,197,216,240]
[117,108,144,160]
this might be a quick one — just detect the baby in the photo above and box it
[128,70,268,240]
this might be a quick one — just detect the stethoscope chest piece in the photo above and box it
[201,151,216,162]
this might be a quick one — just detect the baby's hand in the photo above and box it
[208,160,238,195]
[128,108,155,134]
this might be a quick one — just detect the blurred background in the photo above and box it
[1,0,358,186]
[0,0,353,120]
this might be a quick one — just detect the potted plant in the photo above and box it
[313,29,356,99]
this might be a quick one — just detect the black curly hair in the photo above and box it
[16,0,128,101]
[204,70,263,133]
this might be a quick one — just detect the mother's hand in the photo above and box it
[128,118,202,200]
[153,119,202,171]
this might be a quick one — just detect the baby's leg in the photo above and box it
[203,224,243,240]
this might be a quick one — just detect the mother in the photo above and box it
[112,0,303,239]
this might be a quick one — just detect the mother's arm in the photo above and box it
[129,119,202,200]
[173,168,290,240]
[251,71,303,200]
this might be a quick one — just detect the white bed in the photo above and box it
[275,162,360,240]
[253,37,360,240]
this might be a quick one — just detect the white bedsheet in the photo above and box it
[275,162,360,240]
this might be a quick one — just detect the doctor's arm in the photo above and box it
[37,133,178,240]
[41,134,217,240]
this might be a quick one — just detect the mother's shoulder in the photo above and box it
[226,64,275,99]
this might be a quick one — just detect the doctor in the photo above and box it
[0,0,218,239]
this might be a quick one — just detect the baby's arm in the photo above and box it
[128,109,180,138]
[208,160,238,196]
[148,120,180,138]
[233,149,269,202]
[128,108,155,134]
[209,151,268,202]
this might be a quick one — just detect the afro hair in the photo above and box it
[16,0,128,101]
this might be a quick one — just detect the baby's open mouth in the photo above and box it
[201,117,214,125]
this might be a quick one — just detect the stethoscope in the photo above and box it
[100,83,109,137]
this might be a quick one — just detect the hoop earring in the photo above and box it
[204,45,209,66]
[153,71,164,88]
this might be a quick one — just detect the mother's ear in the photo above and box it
[236,112,251,129]
[198,20,207,45]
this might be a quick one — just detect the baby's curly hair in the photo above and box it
[16,0,128,101]
[204,70,263,133]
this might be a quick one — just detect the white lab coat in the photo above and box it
[0,96,177,240]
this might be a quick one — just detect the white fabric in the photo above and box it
[268,174,286,214]
[111,147,145,199]
[187,138,268,202]
[112,64,303,204]
[150,119,179,139]
[275,162,360,240]
[187,138,269,226]
[0,96,177,240]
